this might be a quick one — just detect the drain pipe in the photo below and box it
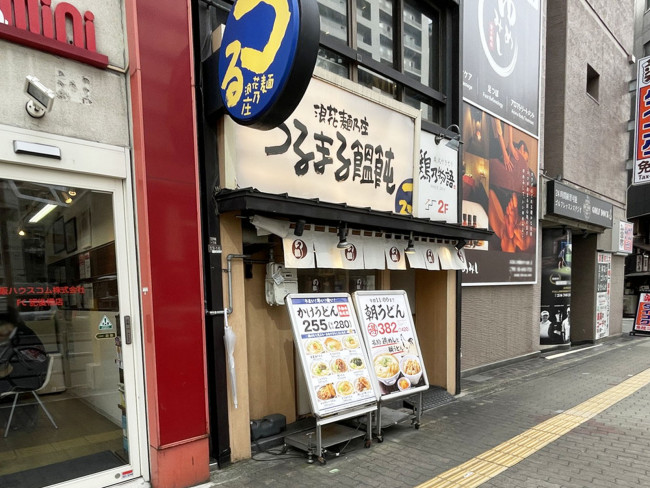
[207,253,250,316]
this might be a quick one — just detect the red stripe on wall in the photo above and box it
[126,0,209,485]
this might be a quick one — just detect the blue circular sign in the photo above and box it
[218,0,318,130]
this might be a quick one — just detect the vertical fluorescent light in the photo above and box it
[28,203,57,223]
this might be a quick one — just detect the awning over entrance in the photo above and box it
[215,188,492,242]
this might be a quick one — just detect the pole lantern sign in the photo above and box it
[216,0,319,130]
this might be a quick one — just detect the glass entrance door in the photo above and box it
[0,167,142,487]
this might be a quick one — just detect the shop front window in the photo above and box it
[0,179,129,483]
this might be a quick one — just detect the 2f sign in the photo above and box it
[221,0,289,108]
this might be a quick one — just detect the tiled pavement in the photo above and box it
[206,335,650,488]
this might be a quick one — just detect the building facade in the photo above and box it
[0,1,209,487]
[460,0,634,373]
[626,1,650,323]
[0,1,636,487]
[196,0,488,464]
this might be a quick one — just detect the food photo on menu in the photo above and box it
[372,351,424,395]
[303,334,375,407]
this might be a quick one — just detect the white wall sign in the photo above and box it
[613,221,634,254]
[224,76,418,214]
[286,294,378,417]
[413,132,458,223]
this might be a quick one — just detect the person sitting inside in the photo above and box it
[0,305,48,395]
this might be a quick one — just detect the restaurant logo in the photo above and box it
[217,0,319,130]
[478,0,518,78]
[389,247,401,263]
[394,179,413,215]
[0,0,108,68]
[344,245,358,262]
[426,249,435,264]
[291,239,308,259]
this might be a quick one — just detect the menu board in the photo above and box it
[634,293,650,333]
[596,252,611,340]
[353,290,429,401]
[286,294,378,417]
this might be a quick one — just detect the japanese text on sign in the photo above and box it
[265,119,397,194]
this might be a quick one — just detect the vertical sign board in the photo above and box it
[634,55,650,185]
[540,229,571,345]
[461,0,542,285]
[353,291,429,402]
[286,294,378,417]
[633,293,650,333]
[413,132,459,223]
[615,221,634,254]
[596,253,611,340]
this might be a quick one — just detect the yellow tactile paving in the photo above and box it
[414,367,650,488]
[476,448,523,467]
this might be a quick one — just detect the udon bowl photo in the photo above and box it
[399,354,423,385]
[373,353,400,385]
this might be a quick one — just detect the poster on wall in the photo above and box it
[460,103,538,285]
[286,294,378,417]
[596,253,611,340]
[462,0,541,135]
[353,290,429,401]
[633,292,650,333]
[540,229,571,344]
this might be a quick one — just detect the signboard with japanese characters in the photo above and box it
[286,294,378,417]
[596,252,611,340]
[223,74,419,215]
[413,131,458,223]
[634,55,650,185]
[217,0,319,129]
[463,0,541,135]
[461,104,538,285]
[546,181,613,228]
[633,292,650,333]
[353,290,429,401]
[613,221,634,254]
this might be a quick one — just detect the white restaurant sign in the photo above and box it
[634,55,650,185]
[222,73,419,214]
[413,131,458,223]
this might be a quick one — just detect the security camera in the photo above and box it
[24,75,55,118]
